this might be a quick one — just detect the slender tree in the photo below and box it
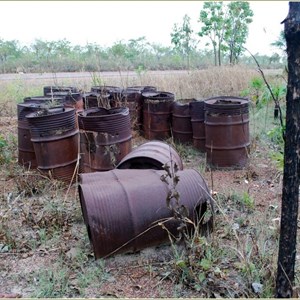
[275,2,300,297]
[225,1,253,64]
[171,14,197,69]
[198,2,227,66]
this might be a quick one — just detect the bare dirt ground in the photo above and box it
[0,112,284,298]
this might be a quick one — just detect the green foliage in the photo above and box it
[225,2,253,64]
[31,267,71,297]
[270,151,284,171]
[198,1,253,66]
[171,14,197,69]
[198,2,226,66]
[0,134,13,164]
[0,33,286,73]
[267,125,285,146]
[271,30,286,54]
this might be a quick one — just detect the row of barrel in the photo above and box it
[17,85,250,184]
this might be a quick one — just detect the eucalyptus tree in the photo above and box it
[224,1,253,64]
[198,2,227,66]
[198,1,253,66]
[171,14,197,69]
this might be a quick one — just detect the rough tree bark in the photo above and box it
[275,2,300,298]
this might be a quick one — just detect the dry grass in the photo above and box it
[0,66,277,117]
[0,65,292,298]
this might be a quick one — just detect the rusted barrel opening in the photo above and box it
[27,107,77,139]
[78,169,210,259]
[23,96,66,106]
[90,86,123,108]
[26,107,79,183]
[43,85,78,96]
[172,99,195,144]
[44,92,84,111]
[83,92,111,109]
[118,89,144,132]
[78,107,132,173]
[142,91,175,140]
[117,140,183,170]
[127,86,157,93]
[91,85,122,94]
[189,100,206,152]
[204,96,250,169]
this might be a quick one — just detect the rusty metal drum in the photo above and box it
[120,89,144,131]
[190,100,206,152]
[78,168,210,259]
[44,92,84,111]
[83,92,111,109]
[78,107,132,173]
[172,100,194,144]
[91,85,122,94]
[43,85,78,96]
[17,102,43,168]
[127,86,157,93]
[204,96,250,168]
[142,91,175,140]
[26,107,79,183]
[90,86,123,108]
[117,140,183,170]
[23,96,65,106]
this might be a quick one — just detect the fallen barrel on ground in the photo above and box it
[117,140,183,170]
[78,168,210,259]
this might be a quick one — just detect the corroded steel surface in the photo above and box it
[142,92,174,140]
[24,96,65,106]
[91,85,122,94]
[117,140,183,170]
[17,103,43,168]
[26,107,79,182]
[43,85,78,96]
[32,130,79,182]
[121,89,144,131]
[127,86,157,93]
[204,96,250,168]
[189,100,206,152]
[26,107,77,139]
[45,92,84,111]
[78,168,210,258]
[78,107,132,172]
[204,96,249,115]
[78,107,131,134]
[90,86,123,108]
[83,92,111,109]
[172,100,194,144]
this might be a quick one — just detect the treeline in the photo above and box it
[0,37,284,74]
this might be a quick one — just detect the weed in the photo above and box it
[31,267,71,297]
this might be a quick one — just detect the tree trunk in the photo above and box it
[212,42,217,66]
[218,42,221,66]
[275,2,300,298]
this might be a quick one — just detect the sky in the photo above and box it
[0,1,289,56]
